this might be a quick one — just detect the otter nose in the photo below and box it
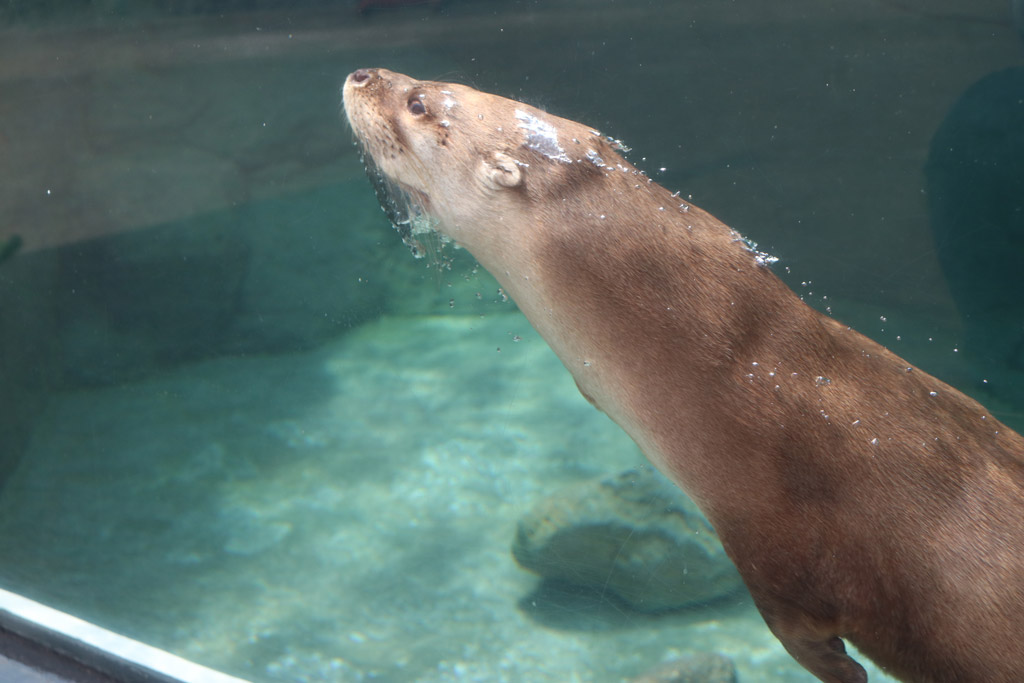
[350,68,374,85]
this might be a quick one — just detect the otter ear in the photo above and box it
[481,151,523,190]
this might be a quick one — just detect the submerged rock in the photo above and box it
[512,467,743,613]
[629,652,737,683]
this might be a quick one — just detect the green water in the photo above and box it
[0,1,1021,681]
[1,311,906,682]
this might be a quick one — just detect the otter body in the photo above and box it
[343,68,1024,682]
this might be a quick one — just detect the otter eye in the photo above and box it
[408,96,426,116]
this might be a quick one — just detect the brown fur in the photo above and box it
[343,68,1024,682]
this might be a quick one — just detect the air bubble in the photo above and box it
[515,109,572,163]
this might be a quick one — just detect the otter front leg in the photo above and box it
[749,584,869,682]
[774,631,868,683]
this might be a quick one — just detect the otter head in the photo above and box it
[342,68,629,262]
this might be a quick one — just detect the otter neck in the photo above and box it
[465,191,807,515]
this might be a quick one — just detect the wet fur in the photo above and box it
[343,68,1024,682]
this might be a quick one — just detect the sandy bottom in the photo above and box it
[1,312,902,682]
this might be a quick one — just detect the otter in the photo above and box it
[342,68,1024,682]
